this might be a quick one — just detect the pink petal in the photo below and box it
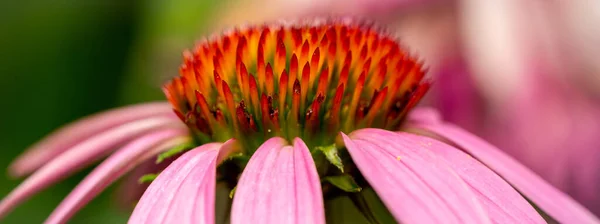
[45,129,189,224]
[216,139,242,164]
[9,102,174,177]
[410,121,600,224]
[306,0,442,16]
[0,116,180,219]
[343,129,490,224]
[406,107,443,125]
[426,142,545,224]
[230,137,325,224]
[431,58,485,133]
[128,142,223,224]
[115,139,239,209]
[114,151,182,209]
[359,128,544,223]
[355,0,442,14]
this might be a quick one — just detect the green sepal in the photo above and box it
[138,173,159,184]
[323,174,362,192]
[349,191,379,224]
[226,152,251,167]
[229,186,237,199]
[358,188,396,224]
[156,142,195,163]
[315,144,344,173]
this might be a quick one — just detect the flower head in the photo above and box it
[164,19,429,150]
[1,18,598,224]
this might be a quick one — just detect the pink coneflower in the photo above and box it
[1,19,598,224]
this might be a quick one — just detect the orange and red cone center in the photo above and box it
[164,19,429,151]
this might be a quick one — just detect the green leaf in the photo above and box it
[156,142,195,163]
[323,175,362,192]
[316,144,344,172]
[138,173,159,184]
[229,186,237,199]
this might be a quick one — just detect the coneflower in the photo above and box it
[1,19,598,224]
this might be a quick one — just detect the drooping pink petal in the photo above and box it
[355,128,544,223]
[114,150,182,209]
[410,121,600,224]
[128,142,223,224]
[230,137,325,224]
[9,102,174,177]
[45,129,189,224]
[343,129,490,224]
[0,116,181,219]
[115,139,239,209]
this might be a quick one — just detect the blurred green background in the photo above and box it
[0,0,221,222]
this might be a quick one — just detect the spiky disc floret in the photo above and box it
[164,19,429,151]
